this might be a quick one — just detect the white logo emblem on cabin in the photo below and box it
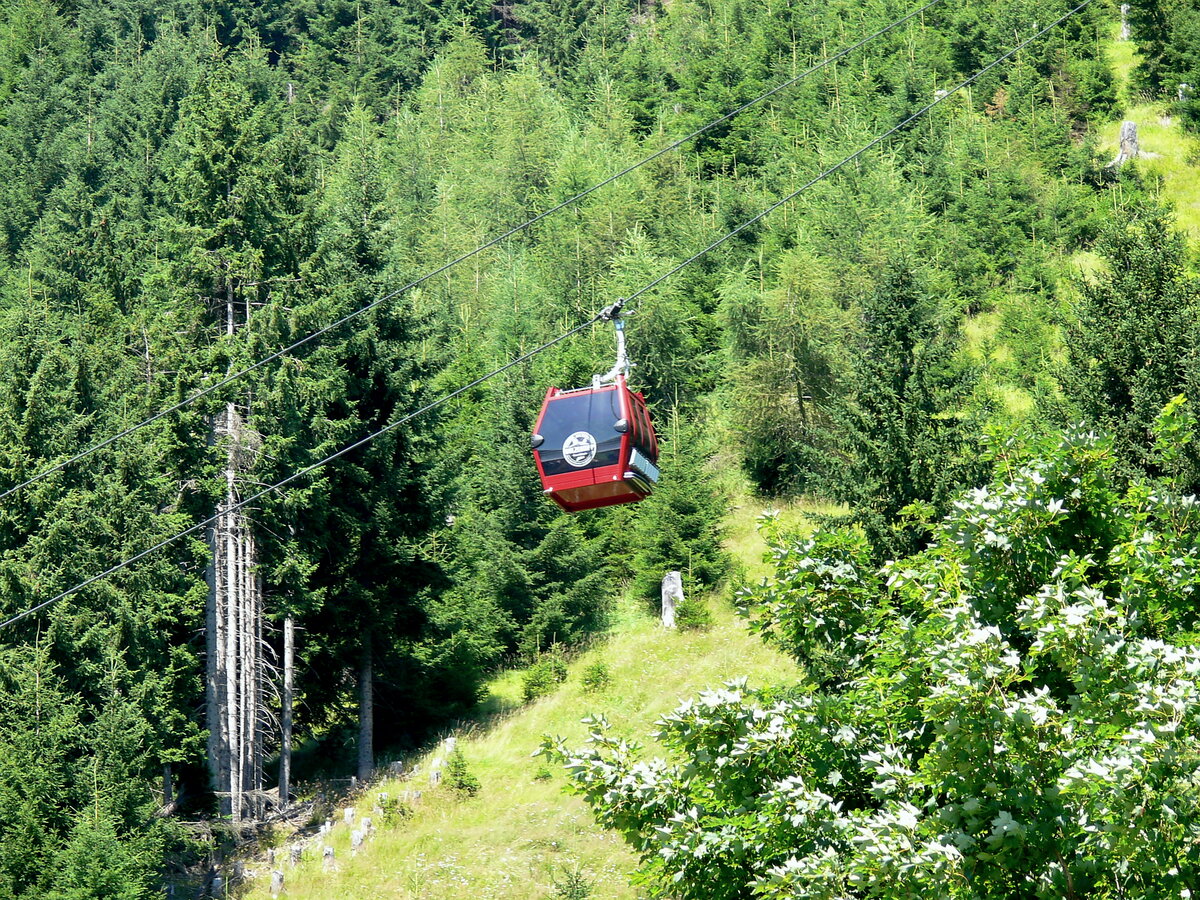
[563,431,598,467]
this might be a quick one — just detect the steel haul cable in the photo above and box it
[0,0,944,505]
[0,314,603,630]
[0,0,1094,632]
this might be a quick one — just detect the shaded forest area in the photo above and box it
[1,0,1198,894]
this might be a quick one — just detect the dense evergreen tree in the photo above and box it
[1063,210,1200,487]
[627,413,731,605]
[831,263,983,561]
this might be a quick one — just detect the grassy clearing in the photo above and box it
[722,475,845,584]
[1102,31,1200,243]
[240,496,805,900]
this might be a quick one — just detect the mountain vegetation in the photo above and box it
[0,0,1197,895]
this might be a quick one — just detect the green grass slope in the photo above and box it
[240,500,802,900]
[1102,29,1200,242]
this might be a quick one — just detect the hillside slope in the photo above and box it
[1101,27,1200,241]
[239,498,808,900]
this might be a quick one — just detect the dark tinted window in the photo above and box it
[537,388,624,476]
[629,394,656,461]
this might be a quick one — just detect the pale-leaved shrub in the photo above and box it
[543,415,1200,898]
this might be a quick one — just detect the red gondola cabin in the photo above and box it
[531,374,659,512]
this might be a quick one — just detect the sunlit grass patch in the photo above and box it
[962,310,1002,365]
[241,498,805,900]
[1068,249,1106,282]
[1106,30,1139,105]
[1102,35,1200,244]
[723,487,844,584]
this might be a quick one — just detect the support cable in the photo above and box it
[0,0,1092,631]
[622,0,1096,311]
[0,313,601,631]
[0,0,944,505]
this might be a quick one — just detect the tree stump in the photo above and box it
[661,572,683,628]
[270,870,284,898]
[1109,121,1139,167]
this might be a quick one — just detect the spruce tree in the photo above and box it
[832,262,982,562]
[1063,210,1200,487]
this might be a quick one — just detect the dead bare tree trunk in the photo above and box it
[225,439,241,824]
[1109,121,1140,167]
[279,616,294,807]
[205,524,229,814]
[661,572,683,628]
[358,635,374,783]
[207,275,268,825]
[254,572,264,818]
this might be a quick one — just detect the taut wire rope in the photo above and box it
[0,0,945,504]
[0,0,1094,631]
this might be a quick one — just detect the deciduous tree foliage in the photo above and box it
[548,416,1200,898]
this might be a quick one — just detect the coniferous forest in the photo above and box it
[1,0,1200,895]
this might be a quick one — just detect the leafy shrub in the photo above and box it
[522,646,569,702]
[543,644,569,683]
[444,748,480,798]
[672,596,713,631]
[377,796,413,827]
[580,662,611,694]
[522,664,557,702]
[546,421,1200,899]
[551,865,594,899]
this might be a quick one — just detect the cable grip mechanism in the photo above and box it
[594,298,631,386]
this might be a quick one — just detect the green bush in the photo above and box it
[522,648,570,703]
[377,795,414,827]
[580,661,611,694]
[551,865,594,900]
[544,644,569,684]
[444,748,480,798]
[522,663,556,702]
[673,596,713,631]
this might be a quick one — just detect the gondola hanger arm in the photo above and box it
[595,298,630,387]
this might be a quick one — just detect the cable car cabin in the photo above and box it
[531,375,660,512]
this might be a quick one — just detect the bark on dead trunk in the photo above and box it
[358,636,374,783]
[205,523,228,812]
[280,616,294,807]
[661,571,683,628]
[1109,121,1140,167]
[225,431,241,824]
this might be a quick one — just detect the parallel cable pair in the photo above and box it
[0,0,945,506]
[0,0,1095,630]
